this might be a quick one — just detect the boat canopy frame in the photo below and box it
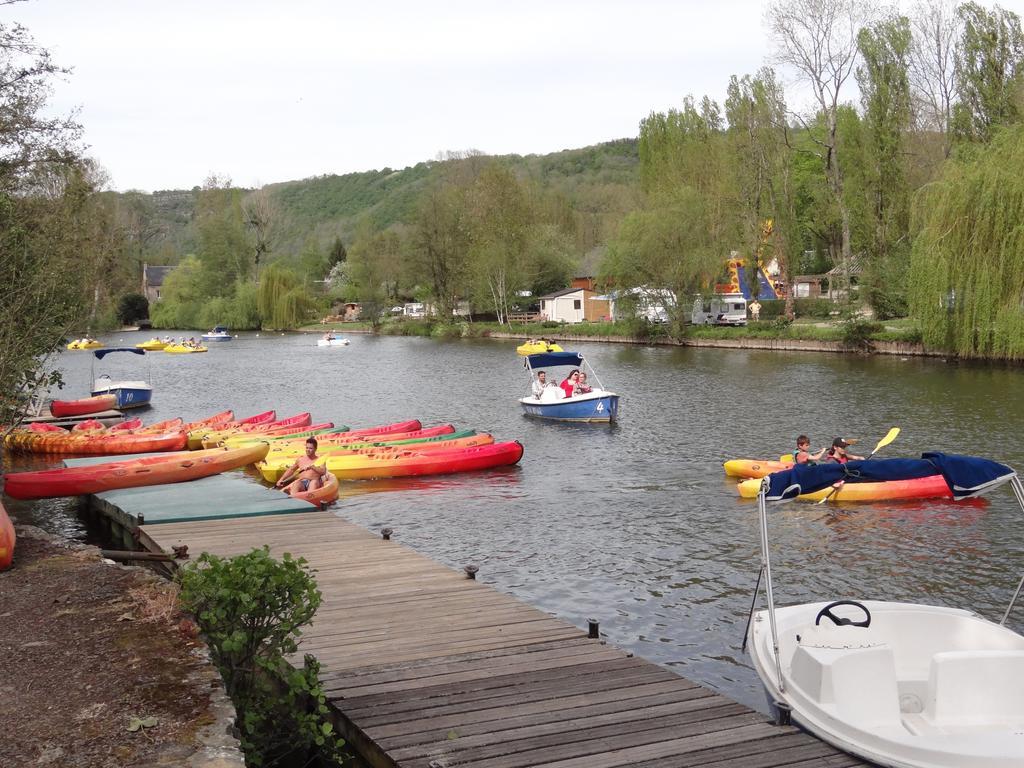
[748,462,1024,699]
[91,346,153,387]
[522,351,608,392]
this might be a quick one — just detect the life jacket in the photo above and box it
[795,448,812,465]
[826,449,848,464]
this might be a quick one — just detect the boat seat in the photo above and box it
[790,642,902,728]
[922,650,1024,727]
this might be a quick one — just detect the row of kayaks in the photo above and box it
[1,412,525,502]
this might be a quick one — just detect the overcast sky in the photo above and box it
[11,0,1022,192]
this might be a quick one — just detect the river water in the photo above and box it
[8,329,1024,712]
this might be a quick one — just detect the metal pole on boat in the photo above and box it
[582,356,606,391]
[758,482,785,693]
[1000,475,1024,626]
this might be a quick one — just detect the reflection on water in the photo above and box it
[7,330,1024,711]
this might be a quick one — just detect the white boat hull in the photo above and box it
[748,600,1024,767]
[317,338,350,347]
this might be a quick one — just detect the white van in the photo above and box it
[691,295,747,326]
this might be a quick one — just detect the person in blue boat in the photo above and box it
[560,370,580,398]
[794,435,826,465]
[276,437,326,495]
[532,370,548,399]
[575,372,593,394]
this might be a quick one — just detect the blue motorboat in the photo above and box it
[201,326,232,342]
[519,351,620,423]
[90,347,153,409]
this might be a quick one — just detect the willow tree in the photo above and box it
[257,264,314,330]
[909,125,1024,358]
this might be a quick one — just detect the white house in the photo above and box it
[538,288,610,324]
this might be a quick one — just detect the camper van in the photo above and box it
[691,295,747,326]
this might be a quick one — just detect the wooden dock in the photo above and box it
[132,507,870,768]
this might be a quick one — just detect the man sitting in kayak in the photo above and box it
[276,438,326,495]
[794,435,826,465]
[825,437,864,464]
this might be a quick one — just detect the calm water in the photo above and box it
[7,330,1024,712]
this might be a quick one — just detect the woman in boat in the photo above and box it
[560,370,580,398]
[575,372,593,395]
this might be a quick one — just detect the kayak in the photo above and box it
[219,424,351,449]
[3,429,188,455]
[261,423,450,459]
[135,339,168,350]
[325,440,524,480]
[282,472,340,506]
[3,442,270,500]
[186,409,274,449]
[0,501,13,570]
[197,413,316,448]
[736,474,954,502]
[516,341,563,355]
[724,459,794,478]
[50,394,118,418]
[256,432,494,482]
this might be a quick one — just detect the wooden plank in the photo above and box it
[136,509,866,768]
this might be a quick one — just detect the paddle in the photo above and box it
[816,427,901,505]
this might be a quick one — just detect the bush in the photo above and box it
[177,547,347,766]
[841,316,884,351]
[116,293,149,325]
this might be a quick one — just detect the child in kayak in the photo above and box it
[794,435,827,465]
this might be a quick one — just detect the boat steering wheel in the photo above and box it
[814,600,871,628]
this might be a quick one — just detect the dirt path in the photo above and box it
[0,523,242,767]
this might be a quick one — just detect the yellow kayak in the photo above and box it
[136,339,168,350]
[516,341,563,355]
[164,344,208,354]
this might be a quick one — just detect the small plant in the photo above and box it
[178,547,347,767]
[841,314,883,351]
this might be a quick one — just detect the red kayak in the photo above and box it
[3,429,188,455]
[0,501,13,570]
[3,442,269,500]
[50,394,118,418]
[237,410,276,425]
[326,440,524,480]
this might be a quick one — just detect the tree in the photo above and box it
[411,176,470,320]
[952,2,1024,143]
[725,68,799,318]
[768,0,878,279]
[909,124,1024,357]
[0,12,91,428]
[327,236,347,268]
[857,15,913,317]
[117,293,149,325]
[908,0,960,157]
[242,188,276,283]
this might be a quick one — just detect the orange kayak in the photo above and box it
[736,474,953,501]
[326,441,524,480]
[724,459,793,478]
[283,472,340,506]
[0,501,13,570]
[3,429,188,455]
[3,442,269,500]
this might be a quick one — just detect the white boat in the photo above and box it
[745,454,1024,768]
[89,348,153,409]
[201,326,232,342]
[317,337,350,347]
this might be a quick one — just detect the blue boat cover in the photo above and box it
[762,453,1016,502]
[526,351,584,369]
[93,347,146,359]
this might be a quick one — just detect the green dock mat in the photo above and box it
[65,453,316,524]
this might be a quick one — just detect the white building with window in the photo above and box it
[538,288,609,323]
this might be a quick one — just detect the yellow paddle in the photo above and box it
[816,427,901,505]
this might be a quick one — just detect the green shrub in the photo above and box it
[116,293,149,325]
[178,547,347,767]
[841,316,884,351]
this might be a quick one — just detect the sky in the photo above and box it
[10,0,1022,193]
